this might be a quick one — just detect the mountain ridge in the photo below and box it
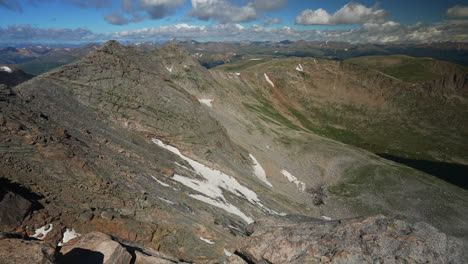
[1,40,467,263]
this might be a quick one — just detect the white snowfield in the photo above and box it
[264,73,274,87]
[165,66,173,73]
[198,98,214,107]
[224,249,233,256]
[0,66,13,73]
[322,216,332,220]
[281,170,306,192]
[249,154,272,187]
[152,138,279,223]
[58,228,81,246]
[296,64,304,72]
[31,224,53,240]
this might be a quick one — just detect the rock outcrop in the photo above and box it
[234,215,468,264]
[59,231,132,264]
[0,238,56,264]
[0,191,31,232]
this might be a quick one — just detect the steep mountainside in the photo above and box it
[1,41,467,263]
[0,65,34,87]
[215,57,468,166]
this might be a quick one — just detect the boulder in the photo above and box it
[235,215,468,264]
[0,238,55,264]
[59,231,132,264]
[0,191,31,231]
[225,254,248,264]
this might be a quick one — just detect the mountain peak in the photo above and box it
[99,40,126,54]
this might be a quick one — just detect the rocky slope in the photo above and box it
[232,215,468,264]
[1,40,467,263]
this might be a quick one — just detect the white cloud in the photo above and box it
[296,2,387,25]
[263,17,282,26]
[253,0,287,11]
[1,0,111,11]
[104,11,130,25]
[140,0,185,19]
[190,0,257,23]
[0,0,22,11]
[446,5,468,18]
[109,0,185,22]
[2,20,467,44]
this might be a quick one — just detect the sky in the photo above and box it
[1,0,468,44]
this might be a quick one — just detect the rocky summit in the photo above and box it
[0,40,467,263]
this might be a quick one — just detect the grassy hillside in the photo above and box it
[345,55,468,83]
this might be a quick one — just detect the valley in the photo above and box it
[0,40,467,263]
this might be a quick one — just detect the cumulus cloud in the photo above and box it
[0,0,22,12]
[188,0,288,23]
[253,0,287,11]
[446,5,468,18]
[108,20,468,43]
[190,0,257,23]
[2,0,111,11]
[115,0,185,21]
[140,0,185,19]
[104,11,146,25]
[0,24,98,42]
[263,17,282,26]
[296,2,387,25]
[62,0,111,9]
[2,20,467,44]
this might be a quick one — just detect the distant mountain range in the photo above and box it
[1,40,468,76]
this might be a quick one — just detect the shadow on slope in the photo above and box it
[377,154,468,190]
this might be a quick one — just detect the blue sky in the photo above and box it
[1,0,468,43]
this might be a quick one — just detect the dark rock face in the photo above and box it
[0,191,31,232]
[0,238,56,264]
[235,215,468,264]
[0,65,34,87]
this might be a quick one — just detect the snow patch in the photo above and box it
[264,73,274,87]
[58,228,80,246]
[158,197,175,205]
[249,154,272,187]
[198,98,214,107]
[235,72,240,76]
[175,162,192,172]
[191,194,254,224]
[152,138,273,223]
[199,237,215,244]
[296,64,304,72]
[322,216,332,221]
[150,175,170,188]
[0,66,12,73]
[165,66,173,73]
[281,170,306,192]
[250,58,262,61]
[224,249,233,256]
[31,224,53,240]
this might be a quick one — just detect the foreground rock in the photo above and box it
[0,191,31,232]
[0,238,55,264]
[59,231,132,264]
[235,215,468,264]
